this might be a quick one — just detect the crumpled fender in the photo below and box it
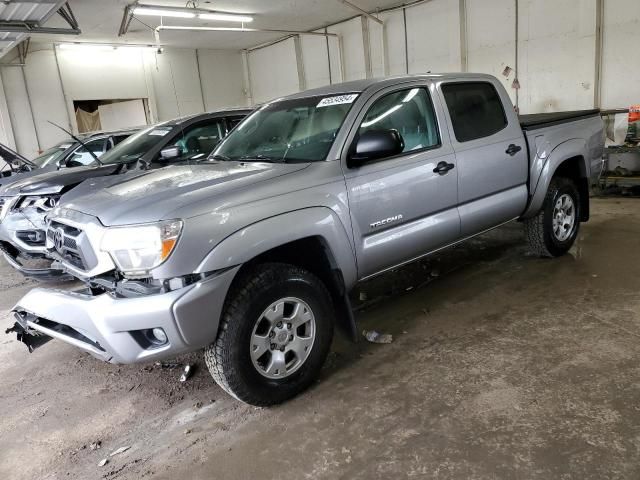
[195,207,358,289]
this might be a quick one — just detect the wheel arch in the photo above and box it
[523,139,590,221]
[196,208,359,341]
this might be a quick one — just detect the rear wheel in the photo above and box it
[524,176,580,257]
[204,262,334,406]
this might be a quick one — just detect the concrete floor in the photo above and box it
[1,197,639,479]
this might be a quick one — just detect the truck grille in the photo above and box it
[47,221,91,270]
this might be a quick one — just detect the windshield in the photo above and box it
[213,94,358,163]
[31,142,74,168]
[98,126,173,165]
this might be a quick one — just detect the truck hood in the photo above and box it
[0,164,121,196]
[61,162,309,226]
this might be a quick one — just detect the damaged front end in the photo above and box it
[0,193,70,280]
[6,312,53,353]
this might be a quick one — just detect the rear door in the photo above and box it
[343,82,460,279]
[439,80,528,236]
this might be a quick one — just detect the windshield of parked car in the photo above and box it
[212,94,358,163]
[31,142,74,168]
[98,126,173,165]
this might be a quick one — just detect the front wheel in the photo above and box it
[204,263,334,406]
[524,176,581,257]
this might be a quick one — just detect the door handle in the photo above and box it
[433,161,455,175]
[506,144,522,156]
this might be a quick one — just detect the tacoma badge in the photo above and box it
[370,214,403,229]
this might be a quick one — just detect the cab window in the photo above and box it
[357,88,439,155]
[441,82,507,142]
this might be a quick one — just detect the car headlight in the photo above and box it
[100,220,183,275]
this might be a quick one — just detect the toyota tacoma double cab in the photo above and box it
[8,74,604,406]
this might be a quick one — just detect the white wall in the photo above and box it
[466,0,516,104]
[3,0,640,157]
[98,99,147,131]
[58,47,148,101]
[23,48,72,150]
[236,0,640,114]
[601,0,640,109]
[405,0,462,74]
[0,72,15,149]
[300,34,331,89]
[517,0,597,114]
[328,17,367,82]
[248,38,300,104]
[197,49,247,110]
[0,44,247,156]
[0,66,39,157]
[143,48,204,121]
[379,10,406,76]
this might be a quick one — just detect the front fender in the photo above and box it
[521,138,588,219]
[195,207,358,289]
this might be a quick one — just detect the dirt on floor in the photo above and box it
[1,197,640,479]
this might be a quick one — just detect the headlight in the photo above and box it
[100,220,183,275]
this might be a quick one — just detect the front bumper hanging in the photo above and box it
[5,315,53,352]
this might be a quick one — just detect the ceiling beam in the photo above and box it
[0,23,80,34]
[337,0,383,25]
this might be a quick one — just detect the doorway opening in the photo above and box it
[73,98,150,133]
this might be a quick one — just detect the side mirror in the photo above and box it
[159,146,181,161]
[349,129,404,167]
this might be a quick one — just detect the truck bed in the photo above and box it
[519,109,600,130]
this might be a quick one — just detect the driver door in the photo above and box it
[343,83,460,279]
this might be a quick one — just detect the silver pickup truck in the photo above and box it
[8,73,604,406]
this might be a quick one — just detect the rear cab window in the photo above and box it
[441,82,507,142]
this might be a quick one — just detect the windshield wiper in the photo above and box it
[237,154,283,163]
[208,153,232,161]
[47,121,103,166]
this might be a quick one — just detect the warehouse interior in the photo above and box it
[1,1,640,479]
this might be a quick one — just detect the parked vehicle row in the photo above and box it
[5,73,605,406]
[0,110,250,279]
[0,128,142,183]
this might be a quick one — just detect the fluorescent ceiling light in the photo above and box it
[133,7,196,18]
[58,43,159,51]
[198,13,253,22]
[158,26,253,32]
[133,6,252,22]
[58,43,115,51]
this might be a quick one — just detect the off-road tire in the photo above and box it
[524,176,580,257]
[204,262,334,406]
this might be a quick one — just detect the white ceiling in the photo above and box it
[34,0,407,50]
